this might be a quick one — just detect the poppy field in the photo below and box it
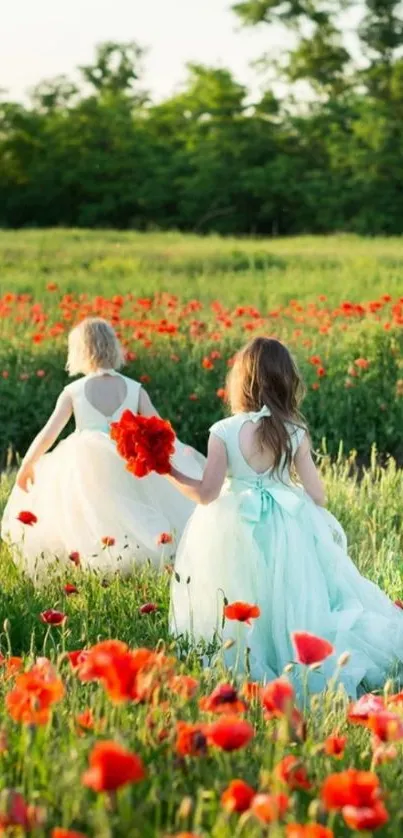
[0,229,403,465]
[0,229,403,836]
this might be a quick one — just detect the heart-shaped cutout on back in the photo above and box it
[84,374,128,418]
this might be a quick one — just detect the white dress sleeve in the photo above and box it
[290,423,306,455]
[209,418,228,443]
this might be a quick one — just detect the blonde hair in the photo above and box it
[66,318,124,376]
[227,337,306,474]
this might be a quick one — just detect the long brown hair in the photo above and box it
[227,337,306,474]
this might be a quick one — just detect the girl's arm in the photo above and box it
[166,434,227,505]
[17,392,73,491]
[294,435,326,506]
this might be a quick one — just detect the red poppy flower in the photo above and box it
[2,657,23,679]
[69,551,81,566]
[165,834,202,838]
[157,532,173,545]
[199,683,247,714]
[216,388,227,399]
[261,678,294,717]
[324,734,347,758]
[6,662,65,725]
[348,693,385,725]
[354,357,370,369]
[0,791,45,831]
[176,721,209,757]
[372,741,398,765]
[251,792,289,823]
[387,690,403,707]
[316,366,326,377]
[168,674,199,699]
[78,641,173,704]
[101,536,115,547]
[342,802,389,831]
[241,681,262,701]
[221,779,255,813]
[224,601,261,625]
[366,710,403,742]
[64,584,78,596]
[139,602,158,615]
[275,755,312,790]
[286,826,334,838]
[292,631,334,665]
[76,708,96,731]
[110,411,175,477]
[40,610,66,626]
[52,830,87,838]
[17,511,37,526]
[82,740,146,792]
[66,650,89,671]
[208,715,254,751]
[202,357,214,370]
[321,768,380,810]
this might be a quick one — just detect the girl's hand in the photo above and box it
[17,462,35,492]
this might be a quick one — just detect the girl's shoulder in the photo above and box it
[209,414,241,442]
[286,420,307,453]
[63,376,84,396]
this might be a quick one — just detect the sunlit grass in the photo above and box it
[1,229,403,303]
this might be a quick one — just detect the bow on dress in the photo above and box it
[232,404,303,522]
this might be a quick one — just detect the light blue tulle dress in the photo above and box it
[170,407,403,698]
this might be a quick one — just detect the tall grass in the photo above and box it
[1,229,403,302]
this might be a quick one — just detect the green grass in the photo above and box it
[1,229,403,303]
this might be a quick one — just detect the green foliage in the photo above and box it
[1,2,403,235]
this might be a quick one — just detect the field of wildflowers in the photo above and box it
[0,230,402,836]
[0,230,402,464]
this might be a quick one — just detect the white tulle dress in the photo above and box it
[1,371,204,583]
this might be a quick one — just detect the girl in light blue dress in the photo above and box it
[167,337,403,697]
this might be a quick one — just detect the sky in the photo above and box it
[1,0,284,103]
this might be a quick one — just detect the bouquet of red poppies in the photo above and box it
[110,410,176,478]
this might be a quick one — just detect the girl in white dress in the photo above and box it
[2,318,204,583]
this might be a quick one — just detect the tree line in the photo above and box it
[2,1,403,234]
